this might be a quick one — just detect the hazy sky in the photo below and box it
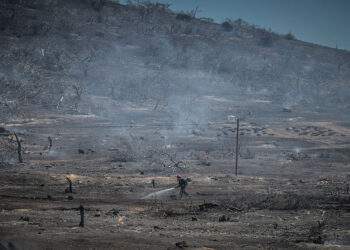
[121,0,350,51]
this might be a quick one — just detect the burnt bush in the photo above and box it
[9,0,52,9]
[286,152,309,161]
[266,194,312,210]
[111,150,134,162]
[259,32,275,47]
[308,221,325,244]
[221,21,233,32]
[90,0,105,11]
[30,22,50,36]
[176,13,192,21]
[95,31,104,37]
[195,151,211,166]
[285,32,295,40]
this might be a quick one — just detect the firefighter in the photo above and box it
[176,174,191,198]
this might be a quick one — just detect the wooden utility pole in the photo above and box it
[235,118,240,176]
[79,205,84,227]
[14,133,23,163]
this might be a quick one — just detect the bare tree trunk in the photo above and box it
[73,84,82,112]
[66,177,73,193]
[14,133,23,163]
[79,205,85,227]
[48,136,52,151]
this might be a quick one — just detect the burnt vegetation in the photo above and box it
[0,0,349,123]
[0,0,350,249]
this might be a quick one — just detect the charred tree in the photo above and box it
[14,133,23,163]
[79,205,85,227]
[65,177,73,193]
[72,84,83,111]
[48,136,52,151]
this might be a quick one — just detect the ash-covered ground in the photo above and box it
[0,1,350,249]
[1,94,349,249]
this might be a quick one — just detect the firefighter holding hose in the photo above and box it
[176,174,191,199]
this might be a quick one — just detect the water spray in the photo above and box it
[142,187,175,199]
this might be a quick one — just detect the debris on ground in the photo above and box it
[199,203,218,211]
[175,241,188,248]
[219,215,230,222]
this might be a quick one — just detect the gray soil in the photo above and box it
[1,95,349,250]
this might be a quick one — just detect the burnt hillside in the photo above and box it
[1,2,350,249]
[0,0,350,121]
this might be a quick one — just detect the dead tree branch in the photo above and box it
[14,133,23,163]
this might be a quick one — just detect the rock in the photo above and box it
[95,212,101,217]
[106,209,119,216]
[87,148,96,154]
[219,215,230,222]
[192,217,198,221]
[175,241,188,248]
[20,216,30,222]
[170,195,177,200]
[0,127,10,136]
[282,107,292,112]
[0,243,7,250]
[192,130,202,136]
[8,242,19,250]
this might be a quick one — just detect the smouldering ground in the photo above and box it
[0,96,350,249]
